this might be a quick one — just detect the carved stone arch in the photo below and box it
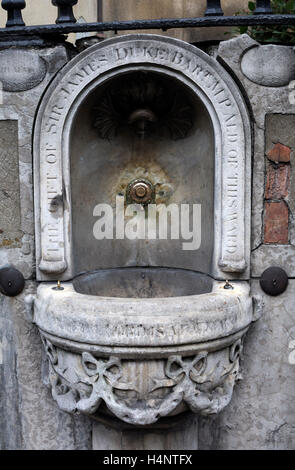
[33,34,251,281]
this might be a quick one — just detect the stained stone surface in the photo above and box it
[0,50,47,92]
[198,280,295,450]
[241,45,295,87]
[0,46,74,282]
[0,46,92,450]
[92,414,199,450]
[0,121,21,250]
[71,73,215,275]
[0,293,22,449]
[218,36,295,275]
[0,283,92,450]
[251,245,295,278]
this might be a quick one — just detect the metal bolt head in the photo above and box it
[134,183,148,198]
[126,179,155,205]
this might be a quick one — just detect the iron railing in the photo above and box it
[0,0,295,46]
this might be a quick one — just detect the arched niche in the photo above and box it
[70,69,215,275]
[33,35,251,281]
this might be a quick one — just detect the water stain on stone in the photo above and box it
[1,239,12,247]
[112,161,174,210]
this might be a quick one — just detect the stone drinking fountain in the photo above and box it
[26,34,261,431]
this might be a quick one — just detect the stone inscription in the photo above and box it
[220,108,242,262]
[38,39,246,275]
[0,121,21,249]
[45,47,238,135]
[101,309,246,341]
[40,141,65,270]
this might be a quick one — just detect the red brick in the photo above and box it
[267,143,291,163]
[265,163,290,199]
[264,201,288,244]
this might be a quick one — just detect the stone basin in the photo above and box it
[73,268,213,298]
[33,268,253,358]
[28,268,256,425]
[27,268,253,426]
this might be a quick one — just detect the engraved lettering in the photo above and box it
[115,47,129,60]
[225,174,239,254]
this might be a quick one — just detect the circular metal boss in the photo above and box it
[260,266,288,296]
[0,266,25,297]
[126,178,155,205]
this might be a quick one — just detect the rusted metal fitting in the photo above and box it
[126,178,155,205]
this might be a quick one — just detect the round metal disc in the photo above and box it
[260,266,288,296]
[0,267,25,297]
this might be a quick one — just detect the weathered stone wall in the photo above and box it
[0,45,92,450]
[199,280,295,450]
[197,35,295,450]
